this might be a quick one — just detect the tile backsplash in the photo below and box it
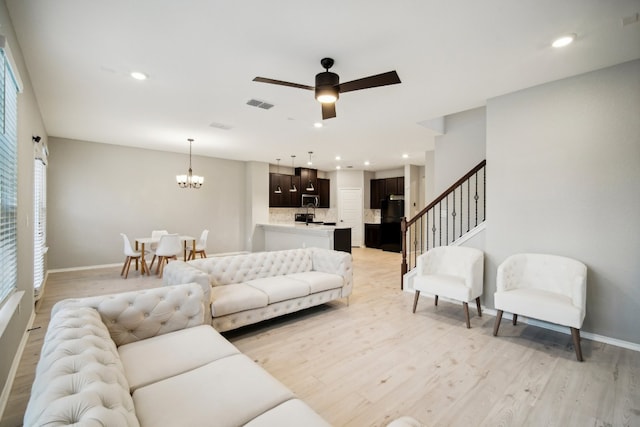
[269,208,380,224]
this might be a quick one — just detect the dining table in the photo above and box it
[134,235,196,275]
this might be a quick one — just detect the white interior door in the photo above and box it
[339,188,363,247]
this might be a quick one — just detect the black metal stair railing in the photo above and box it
[400,160,486,289]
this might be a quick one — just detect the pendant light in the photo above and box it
[305,151,315,191]
[274,158,282,194]
[289,155,298,192]
[176,138,204,189]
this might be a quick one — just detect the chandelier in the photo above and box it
[176,138,204,189]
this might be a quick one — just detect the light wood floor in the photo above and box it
[2,248,639,427]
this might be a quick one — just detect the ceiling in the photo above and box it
[5,1,640,172]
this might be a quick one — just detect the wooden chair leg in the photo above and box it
[493,310,503,336]
[463,302,470,328]
[155,257,163,275]
[434,295,439,306]
[475,297,482,317]
[121,257,128,276]
[123,257,132,279]
[571,327,584,362]
[200,251,207,259]
[513,314,518,326]
[412,291,421,313]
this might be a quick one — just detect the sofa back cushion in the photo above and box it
[189,248,313,286]
[24,307,139,427]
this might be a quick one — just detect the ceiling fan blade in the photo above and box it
[339,71,401,94]
[322,103,336,120]
[253,77,314,91]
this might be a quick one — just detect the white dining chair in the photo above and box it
[148,229,169,271]
[120,233,145,279]
[188,229,209,260]
[154,233,183,278]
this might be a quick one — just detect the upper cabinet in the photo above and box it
[269,174,301,207]
[370,176,404,209]
[295,167,318,194]
[317,178,330,208]
[270,170,329,208]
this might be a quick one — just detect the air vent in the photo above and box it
[247,99,274,110]
[209,121,232,130]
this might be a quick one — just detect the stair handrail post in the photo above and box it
[401,216,408,290]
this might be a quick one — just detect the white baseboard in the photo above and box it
[48,263,121,273]
[0,307,35,420]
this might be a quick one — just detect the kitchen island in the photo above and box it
[257,223,351,253]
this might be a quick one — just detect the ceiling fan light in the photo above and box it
[316,92,337,103]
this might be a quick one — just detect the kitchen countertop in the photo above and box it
[258,223,350,233]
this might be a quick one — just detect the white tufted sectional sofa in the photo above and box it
[23,283,332,427]
[162,248,353,331]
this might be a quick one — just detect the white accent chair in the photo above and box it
[412,246,484,328]
[154,234,183,278]
[120,233,145,279]
[188,229,209,260]
[493,253,587,361]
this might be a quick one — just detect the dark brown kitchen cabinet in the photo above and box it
[317,178,330,208]
[295,167,318,194]
[364,223,381,248]
[370,176,405,208]
[269,174,301,207]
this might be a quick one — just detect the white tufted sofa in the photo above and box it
[23,283,331,427]
[163,248,353,331]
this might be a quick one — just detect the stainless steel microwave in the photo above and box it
[301,194,319,207]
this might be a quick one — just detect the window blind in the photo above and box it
[34,158,46,293]
[0,50,19,306]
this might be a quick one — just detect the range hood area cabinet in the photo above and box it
[269,170,330,208]
[370,176,404,209]
[269,173,301,208]
[295,167,318,194]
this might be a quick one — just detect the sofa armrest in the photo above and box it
[52,283,206,347]
[311,248,353,297]
[163,260,211,301]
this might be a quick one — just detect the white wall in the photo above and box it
[47,138,248,268]
[485,59,640,344]
[434,107,486,194]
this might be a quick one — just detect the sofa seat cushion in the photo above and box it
[285,271,344,294]
[133,354,295,427]
[245,276,311,304]
[118,325,239,392]
[211,283,269,317]
[244,398,331,427]
[494,288,582,328]
[414,274,472,302]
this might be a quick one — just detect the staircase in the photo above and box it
[401,160,486,289]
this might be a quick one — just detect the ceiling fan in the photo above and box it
[253,58,401,120]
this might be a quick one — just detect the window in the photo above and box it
[34,157,47,296]
[0,50,19,306]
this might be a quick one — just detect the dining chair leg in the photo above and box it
[475,297,482,317]
[200,251,207,259]
[434,295,439,306]
[155,257,163,275]
[570,327,584,362]
[412,291,420,313]
[123,257,132,279]
[463,302,471,328]
[121,257,128,276]
[513,314,518,326]
[493,310,503,336]
[149,255,157,271]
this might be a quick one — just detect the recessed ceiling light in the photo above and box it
[552,34,576,48]
[364,161,370,166]
[335,155,341,161]
[336,165,341,170]
[402,153,409,159]
[130,71,148,80]
[314,122,323,128]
